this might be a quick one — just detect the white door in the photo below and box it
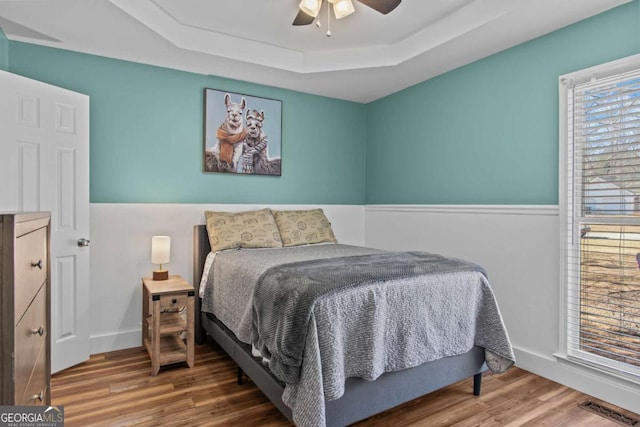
[0,70,90,373]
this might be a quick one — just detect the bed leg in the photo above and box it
[473,372,482,396]
[237,367,244,385]
[196,327,205,345]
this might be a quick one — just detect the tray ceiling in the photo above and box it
[0,0,631,102]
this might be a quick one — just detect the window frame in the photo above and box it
[559,53,640,384]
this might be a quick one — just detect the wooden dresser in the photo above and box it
[0,212,51,405]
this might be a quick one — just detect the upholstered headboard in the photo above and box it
[193,224,211,344]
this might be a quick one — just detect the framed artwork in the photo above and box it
[203,88,282,176]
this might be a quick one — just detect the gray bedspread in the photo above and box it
[201,244,515,427]
[252,251,487,384]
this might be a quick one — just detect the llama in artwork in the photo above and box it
[240,109,281,175]
[205,93,246,173]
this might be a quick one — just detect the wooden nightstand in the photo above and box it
[142,275,195,376]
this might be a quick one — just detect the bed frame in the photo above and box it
[193,225,487,426]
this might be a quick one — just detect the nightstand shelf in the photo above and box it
[156,312,187,335]
[142,275,194,376]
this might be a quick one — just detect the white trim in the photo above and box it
[559,52,640,387]
[516,346,640,414]
[365,204,559,216]
[559,52,640,85]
[558,351,640,385]
[558,76,570,359]
[90,329,142,354]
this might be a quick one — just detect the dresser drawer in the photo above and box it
[19,343,47,406]
[15,227,47,321]
[14,286,47,401]
[1,212,51,406]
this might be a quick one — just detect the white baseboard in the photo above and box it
[514,346,640,414]
[90,328,142,354]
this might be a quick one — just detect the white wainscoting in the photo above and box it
[89,203,365,354]
[88,202,640,414]
[365,204,640,414]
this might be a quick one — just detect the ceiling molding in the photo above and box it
[0,0,632,103]
[110,0,516,74]
[110,0,306,72]
[0,15,59,42]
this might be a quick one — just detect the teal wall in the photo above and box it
[365,1,640,205]
[0,27,8,70]
[7,42,366,204]
[6,1,640,206]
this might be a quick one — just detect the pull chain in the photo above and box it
[326,0,332,37]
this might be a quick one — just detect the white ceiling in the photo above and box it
[0,0,632,103]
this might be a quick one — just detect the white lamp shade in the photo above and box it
[329,0,354,19]
[299,0,321,17]
[151,236,170,265]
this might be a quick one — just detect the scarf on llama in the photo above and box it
[216,126,247,165]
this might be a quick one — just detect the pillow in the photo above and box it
[273,209,338,247]
[204,208,282,252]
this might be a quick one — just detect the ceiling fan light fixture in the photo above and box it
[329,0,355,19]
[299,0,322,18]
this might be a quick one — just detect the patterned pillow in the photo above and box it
[204,208,282,252]
[273,209,338,247]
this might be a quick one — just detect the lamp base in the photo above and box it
[153,270,169,281]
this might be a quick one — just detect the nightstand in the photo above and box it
[142,275,195,376]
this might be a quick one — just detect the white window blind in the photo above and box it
[565,66,640,379]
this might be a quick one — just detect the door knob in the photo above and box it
[77,238,90,247]
[31,326,45,336]
[31,390,44,402]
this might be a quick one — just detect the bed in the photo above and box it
[192,208,514,427]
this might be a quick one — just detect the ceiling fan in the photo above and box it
[293,0,401,26]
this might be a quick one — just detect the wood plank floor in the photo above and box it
[51,338,640,426]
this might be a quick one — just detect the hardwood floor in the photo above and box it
[52,338,640,426]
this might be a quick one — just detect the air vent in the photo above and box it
[579,401,639,426]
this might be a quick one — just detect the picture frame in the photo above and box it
[203,88,282,176]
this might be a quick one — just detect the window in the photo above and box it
[562,56,640,380]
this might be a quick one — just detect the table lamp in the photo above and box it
[151,235,170,280]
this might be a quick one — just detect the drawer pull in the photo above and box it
[31,326,45,336]
[31,390,44,402]
[31,259,44,270]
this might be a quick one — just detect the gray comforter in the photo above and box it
[201,244,515,427]
[252,251,487,384]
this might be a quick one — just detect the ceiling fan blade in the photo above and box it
[293,9,316,26]
[293,0,326,26]
[356,0,401,15]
